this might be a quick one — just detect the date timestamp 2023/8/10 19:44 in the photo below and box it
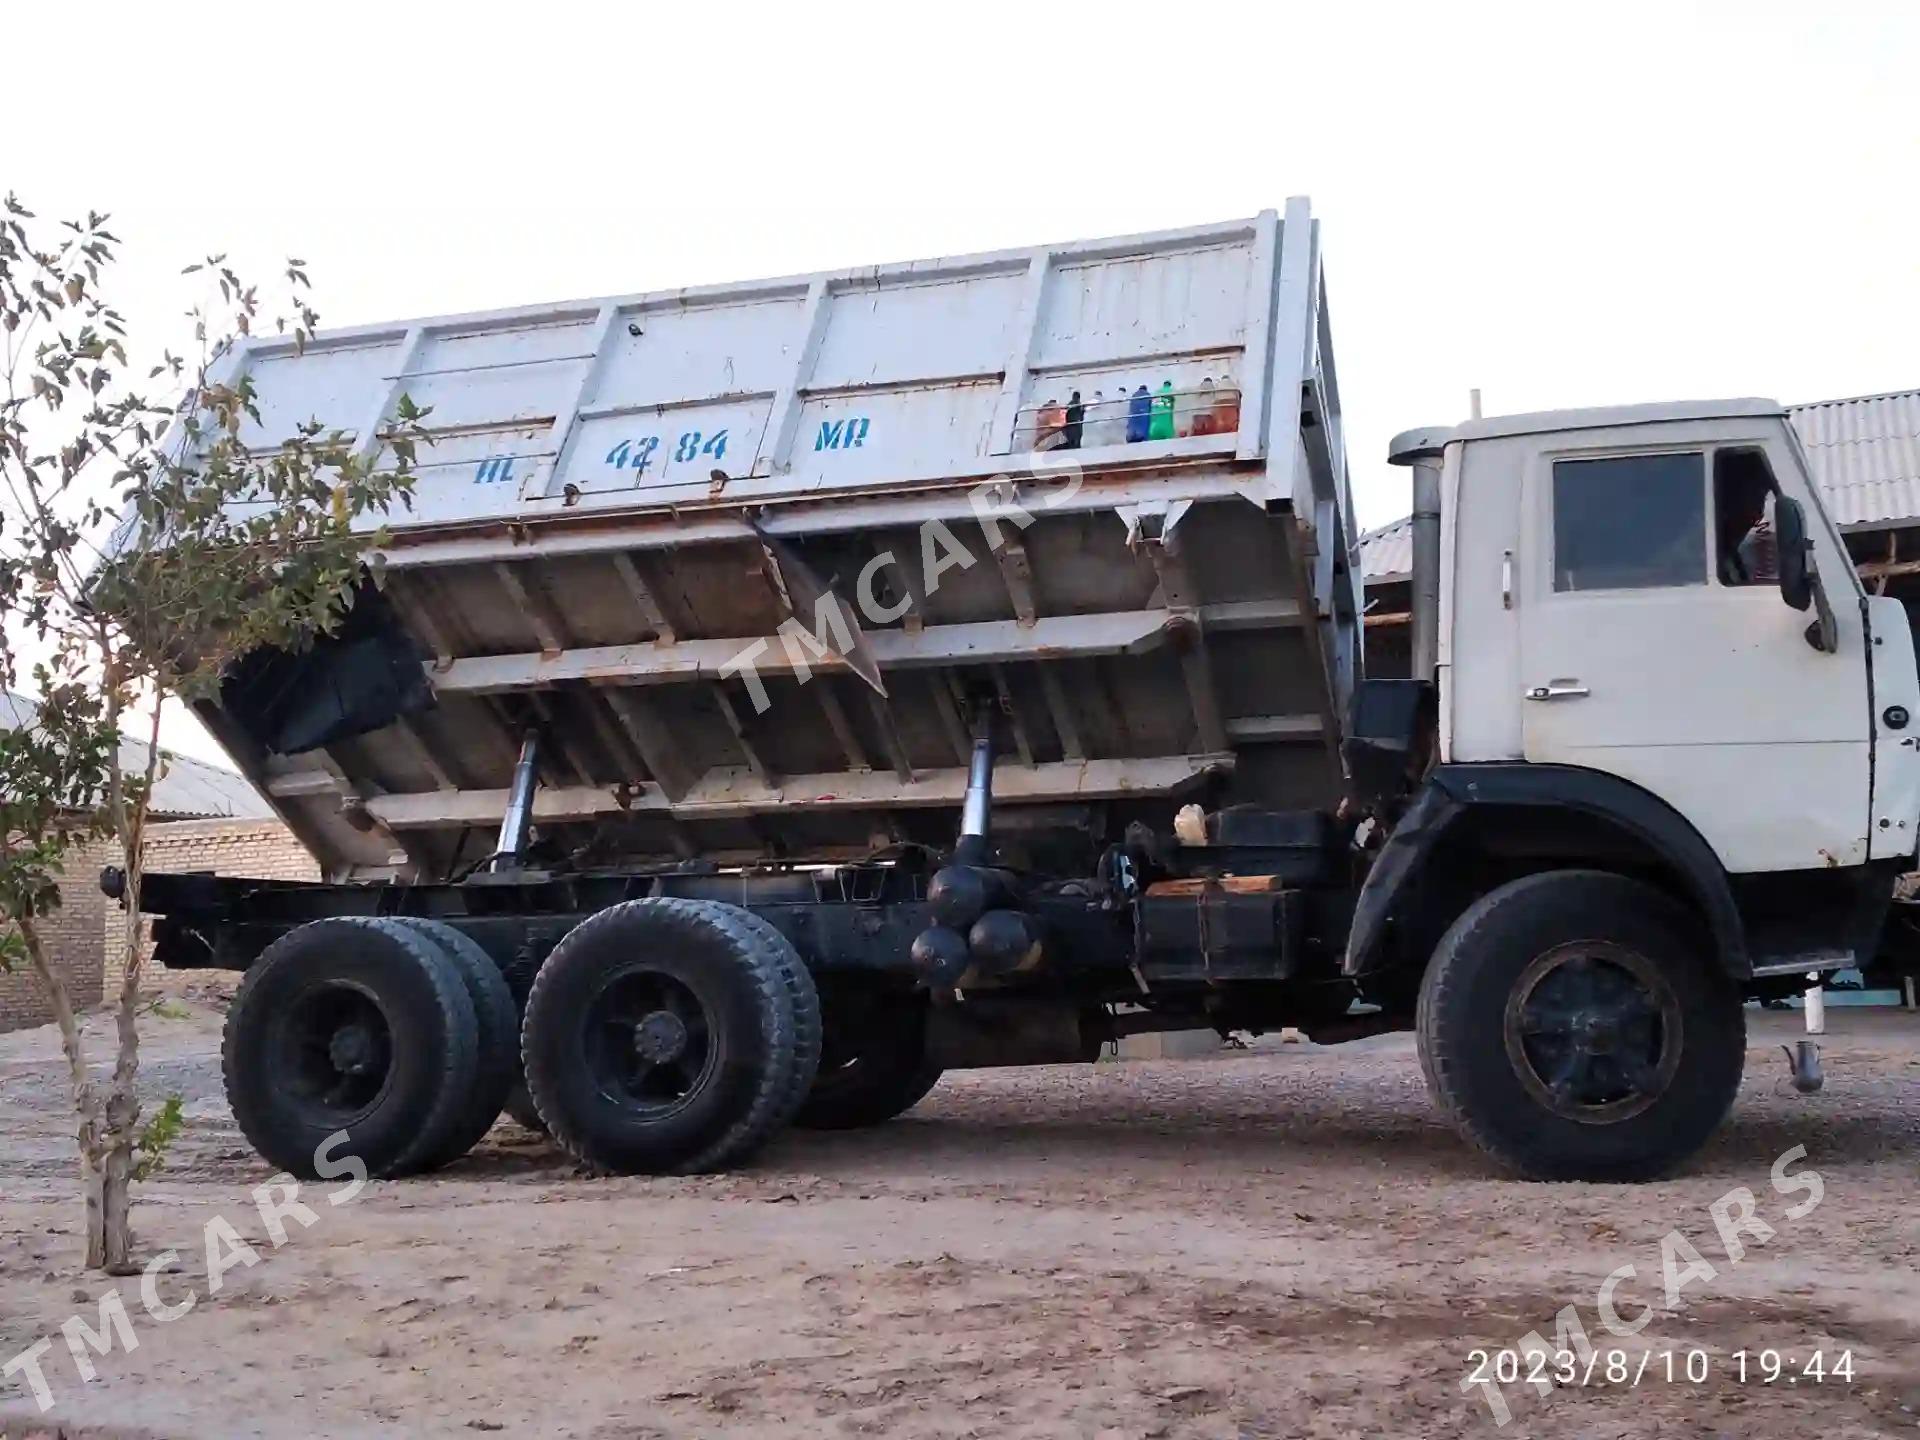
[1465,1346,1856,1389]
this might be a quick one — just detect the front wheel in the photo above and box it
[1416,870,1745,1182]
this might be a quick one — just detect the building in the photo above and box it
[1359,390,1920,676]
[0,692,314,1032]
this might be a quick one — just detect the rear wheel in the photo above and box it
[222,918,480,1179]
[521,898,816,1174]
[388,919,519,1167]
[1416,870,1745,1182]
[721,907,823,1130]
[503,1082,548,1135]
[795,987,941,1130]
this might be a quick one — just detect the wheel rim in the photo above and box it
[1502,941,1683,1125]
[273,981,396,1125]
[581,969,717,1117]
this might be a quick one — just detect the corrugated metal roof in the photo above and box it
[1788,390,1920,529]
[0,691,271,821]
[1360,516,1412,582]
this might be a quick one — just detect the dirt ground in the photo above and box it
[2,985,1917,1439]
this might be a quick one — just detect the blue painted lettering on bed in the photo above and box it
[815,417,870,451]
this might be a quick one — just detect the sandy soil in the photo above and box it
[2,987,1917,1439]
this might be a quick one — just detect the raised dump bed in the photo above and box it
[198,200,1361,881]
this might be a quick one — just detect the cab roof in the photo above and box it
[1390,399,1784,463]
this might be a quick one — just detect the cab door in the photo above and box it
[1517,420,1870,874]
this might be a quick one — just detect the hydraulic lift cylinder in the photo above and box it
[492,731,541,871]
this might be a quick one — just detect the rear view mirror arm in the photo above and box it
[1804,558,1838,653]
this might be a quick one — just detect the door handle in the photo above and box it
[1526,681,1590,701]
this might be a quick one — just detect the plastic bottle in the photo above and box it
[1090,391,1121,449]
[1063,390,1084,450]
[1212,376,1240,434]
[1149,380,1175,440]
[1126,385,1152,444]
[1092,388,1126,447]
[1190,377,1217,437]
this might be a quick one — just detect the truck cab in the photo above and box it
[1340,400,1920,1179]
[1437,400,1920,877]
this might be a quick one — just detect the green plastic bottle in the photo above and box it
[1149,380,1176,440]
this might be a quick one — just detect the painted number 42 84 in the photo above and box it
[605,429,729,475]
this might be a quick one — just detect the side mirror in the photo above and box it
[1774,494,1838,653]
[1775,495,1812,612]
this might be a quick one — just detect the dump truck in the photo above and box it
[126,199,1919,1184]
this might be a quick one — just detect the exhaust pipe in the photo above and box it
[1388,427,1448,684]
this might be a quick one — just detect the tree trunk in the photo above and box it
[100,1057,141,1275]
[18,915,111,1270]
[99,1128,136,1274]
[100,838,148,1276]
[82,1152,109,1271]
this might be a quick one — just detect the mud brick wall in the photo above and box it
[0,820,314,1033]
[0,834,117,1032]
[106,820,320,1000]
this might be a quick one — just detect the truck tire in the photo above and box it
[1416,870,1745,1182]
[795,989,942,1130]
[222,918,480,1180]
[388,919,519,1168]
[718,907,823,1131]
[503,1083,548,1135]
[520,898,813,1174]
[493,958,549,1136]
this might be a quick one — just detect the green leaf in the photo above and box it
[132,1094,185,1182]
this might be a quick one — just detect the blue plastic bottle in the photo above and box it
[1126,385,1152,443]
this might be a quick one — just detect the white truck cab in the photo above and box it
[1419,400,1920,878]
[1320,400,1920,1180]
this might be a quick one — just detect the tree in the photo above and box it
[0,195,423,1272]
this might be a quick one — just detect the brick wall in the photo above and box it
[138,818,322,886]
[109,820,320,1001]
[0,834,116,1033]
[0,818,315,1033]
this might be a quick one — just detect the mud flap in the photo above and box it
[1343,782,1461,977]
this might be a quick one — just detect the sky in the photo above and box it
[7,0,1919,765]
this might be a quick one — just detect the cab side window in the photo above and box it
[1713,447,1779,586]
[1552,452,1706,592]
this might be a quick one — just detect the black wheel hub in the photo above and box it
[279,983,395,1122]
[327,1022,380,1075]
[633,1010,690,1065]
[584,971,714,1116]
[1503,942,1683,1124]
